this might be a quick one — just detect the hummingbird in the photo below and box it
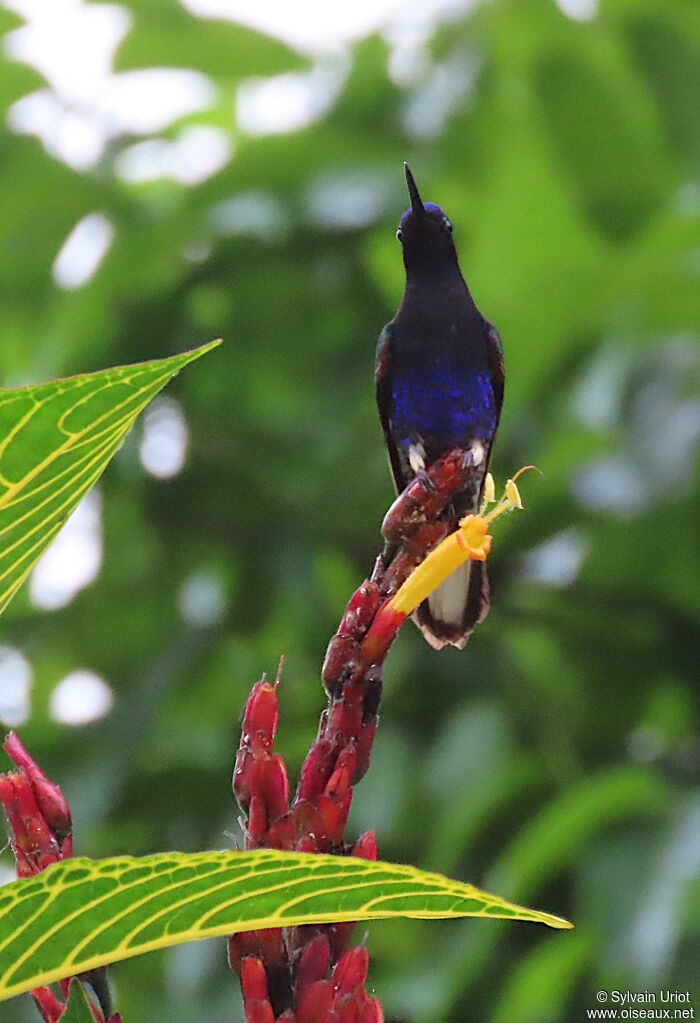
[375,164,505,649]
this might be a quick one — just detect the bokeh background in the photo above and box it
[1,0,698,1020]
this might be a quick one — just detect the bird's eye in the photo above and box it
[396,229,403,242]
[445,219,453,233]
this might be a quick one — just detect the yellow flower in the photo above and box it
[390,468,532,618]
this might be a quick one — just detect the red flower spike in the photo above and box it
[4,733,72,842]
[296,979,334,1023]
[262,755,290,822]
[351,831,378,861]
[337,582,379,640]
[294,934,330,1009]
[231,431,489,1023]
[0,739,119,1022]
[332,948,369,995]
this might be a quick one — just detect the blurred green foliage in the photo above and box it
[0,1,698,1021]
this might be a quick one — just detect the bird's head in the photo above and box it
[397,163,458,273]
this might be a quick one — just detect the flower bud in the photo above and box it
[337,583,379,640]
[381,448,471,543]
[295,934,330,1009]
[296,979,334,1023]
[361,603,406,665]
[247,795,268,846]
[240,956,270,1002]
[4,733,72,843]
[229,930,285,973]
[360,998,384,1023]
[354,722,376,782]
[322,637,363,697]
[296,739,334,805]
[262,755,290,823]
[0,772,61,876]
[243,681,279,750]
[332,947,369,995]
[351,832,378,861]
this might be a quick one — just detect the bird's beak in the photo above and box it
[404,163,425,218]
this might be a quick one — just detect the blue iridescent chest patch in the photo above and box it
[391,367,496,449]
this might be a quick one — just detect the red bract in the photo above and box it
[295,935,331,1008]
[297,979,334,1023]
[32,984,122,1023]
[331,948,369,995]
[0,733,73,876]
[351,832,377,861]
[380,447,474,544]
[29,985,66,1023]
[0,734,119,1023]
[4,732,72,844]
[0,770,63,876]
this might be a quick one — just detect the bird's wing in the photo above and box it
[375,322,405,492]
[485,319,505,418]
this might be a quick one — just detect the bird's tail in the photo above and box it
[412,558,490,650]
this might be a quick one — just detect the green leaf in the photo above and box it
[0,849,572,1003]
[0,340,221,616]
[61,980,97,1023]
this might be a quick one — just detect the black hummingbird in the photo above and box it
[375,164,505,649]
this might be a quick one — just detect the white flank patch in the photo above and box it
[470,439,485,465]
[428,560,470,627]
[408,441,426,473]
